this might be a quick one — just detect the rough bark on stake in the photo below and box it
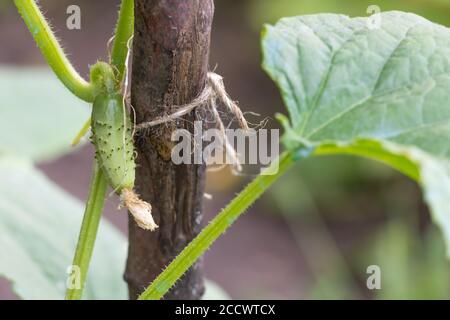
[125,0,214,299]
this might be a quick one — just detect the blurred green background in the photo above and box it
[0,0,449,299]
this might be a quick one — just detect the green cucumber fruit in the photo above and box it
[91,93,135,192]
[91,91,157,231]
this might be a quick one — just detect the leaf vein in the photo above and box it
[305,24,428,139]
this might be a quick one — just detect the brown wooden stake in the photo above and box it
[124,0,214,300]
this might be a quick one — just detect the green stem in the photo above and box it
[70,0,134,143]
[111,0,134,82]
[71,117,92,147]
[138,151,296,300]
[14,0,95,102]
[65,164,108,300]
[65,1,134,300]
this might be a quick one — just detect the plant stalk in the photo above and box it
[138,151,295,300]
[111,0,134,82]
[65,164,108,300]
[14,0,95,102]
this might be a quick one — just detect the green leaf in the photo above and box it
[0,66,90,162]
[262,12,450,254]
[0,157,127,299]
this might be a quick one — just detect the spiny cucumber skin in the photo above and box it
[91,93,135,192]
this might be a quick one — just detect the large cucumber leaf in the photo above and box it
[0,157,127,299]
[262,12,450,254]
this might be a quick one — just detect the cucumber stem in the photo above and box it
[111,0,134,82]
[65,164,108,300]
[138,151,295,300]
[14,0,95,102]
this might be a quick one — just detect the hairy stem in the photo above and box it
[65,0,134,299]
[14,0,95,102]
[111,0,134,82]
[138,151,295,300]
[65,164,108,300]
[71,0,134,145]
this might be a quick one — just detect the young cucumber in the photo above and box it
[92,93,135,190]
[91,91,157,231]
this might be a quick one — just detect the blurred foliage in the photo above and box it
[0,67,125,299]
[270,159,450,298]
[272,172,364,299]
[269,153,450,299]
[312,220,450,299]
[0,66,90,162]
[363,222,450,299]
[0,156,128,299]
[0,0,8,13]
[268,155,418,220]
